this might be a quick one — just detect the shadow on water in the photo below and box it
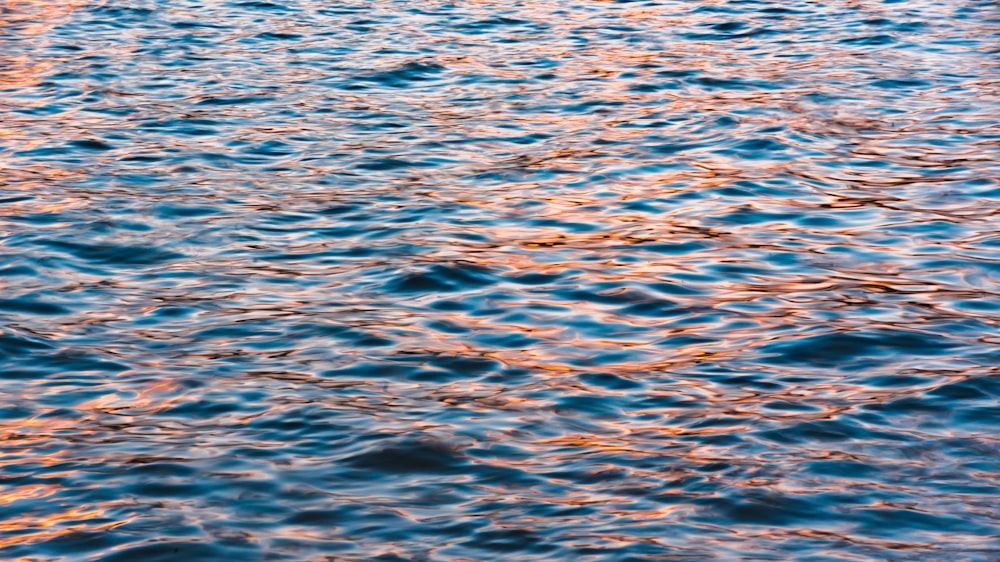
[1,0,999,560]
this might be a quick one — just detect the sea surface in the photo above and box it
[2,0,999,560]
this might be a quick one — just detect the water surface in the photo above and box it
[2,0,1000,560]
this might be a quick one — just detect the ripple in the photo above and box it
[1,0,999,560]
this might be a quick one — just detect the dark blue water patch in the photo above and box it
[808,459,881,479]
[761,330,960,367]
[695,490,831,527]
[158,399,248,419]
[423,354,499,376]
[647,281,709,296]
[711,206,798,225]
[555,394,624,418]
[680,27,776,41]
[952,405,1000,429]
[927,379,993,401]
[691,76,779,91]
[651,142,707,155]
[0,333,54,359]
[0,404,35,421]
[854,506,991,537]
[654,69,700,79]
[866,373,936,388]
[423,319,470,335]
[621,298,683,318]
[716,373,783,390]
[758,419,870,445]
[719,137,790,159]
[317,204,362,216]
[579,372,642,390]
[841,34,897,45]
[256,31,303,41]
[100,542,232,562]
[248,408,353,439]
[460,528,553,554]
[194,95,275,106]
[26,350,132,375]
[345,437,468,474]
[356,61,448,88]
[870,78,932,89]
[120,154,167,163]
[454,17,536,32]
[712,21,747,33]
[240,140,296,157]
[527,217,602,232]
[154,205,220,218]
[503,271,567,285]
[284,507,351,526]
[37,240,184,266]
[321,362,437,380]
[761,399,823,413]
[169,20,229,30]
[386,263,498,293]
[230,0,294,11]
[354,158,420,171]
[32,529,122,556]
[0,298,69,315]
[628,80,682,94]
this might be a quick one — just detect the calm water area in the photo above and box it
[2,0,1000,560]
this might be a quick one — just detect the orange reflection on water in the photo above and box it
[0,0,996,558]
[0,505,129,551]
[0,0,87,85]
[0,0,87,36]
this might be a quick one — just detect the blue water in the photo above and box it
[2,0,999,560]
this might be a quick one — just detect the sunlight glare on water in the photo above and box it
[1,0,999,560]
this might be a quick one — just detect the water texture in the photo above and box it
[2,0,999,560]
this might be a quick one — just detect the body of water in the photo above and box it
[2,0,999,560]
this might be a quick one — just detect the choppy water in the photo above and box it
[2,0,999,559]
